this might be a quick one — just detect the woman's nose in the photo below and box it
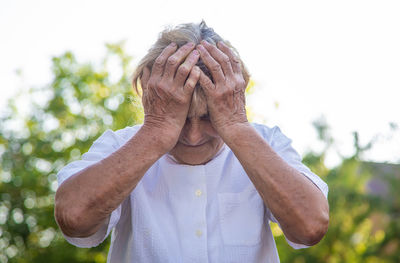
[184,122,204,146]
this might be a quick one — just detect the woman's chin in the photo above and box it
[169,140,223,165]
[173,153,212,165]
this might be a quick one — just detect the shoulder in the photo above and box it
[94,124,143,148]
[57,124,142,186]
[113,124,142,144]
[250,123,290,145]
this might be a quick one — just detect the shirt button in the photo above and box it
[195,189,202,196]
[196,230,203,237]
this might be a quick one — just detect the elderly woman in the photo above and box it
[55,21,329,262]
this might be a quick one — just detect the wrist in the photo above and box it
[217,121,252,145]
[140,122,181,152]
[212,111,248,135]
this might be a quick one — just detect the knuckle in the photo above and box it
[188,54,198,64]
[167,56,178,66]
[219,88,229,96]
[222,54,230,64]
[177,65,190,76]
[230,54,241,65]
[185,80,195,90]
[202,77,212,87]
[225,90,234,99]
[232,56,240,64]
[227,80,235,89]
[213,90,223,98]
[157,81,168,90]
[211,63,222,72]
[154,57,164,67]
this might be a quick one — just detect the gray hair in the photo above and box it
[132,21,250,117]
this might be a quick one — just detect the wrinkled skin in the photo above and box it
[140,42,201,153]
[55,39,329,246]
[141,40,249,165]
[196,41,248,135]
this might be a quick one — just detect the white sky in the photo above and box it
[1,0,399,166]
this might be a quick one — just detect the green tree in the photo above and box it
[1,43,399,263]
[274,119,400,263]
[0,42,142,262]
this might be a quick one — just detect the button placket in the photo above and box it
[188,166,208,261]
[194,167,207,240]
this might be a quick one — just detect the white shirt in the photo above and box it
[57,123,329,263]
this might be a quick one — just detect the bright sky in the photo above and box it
[1,0,399,166]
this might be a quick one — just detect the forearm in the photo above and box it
[219,123,329,245]
[55,125,168,237]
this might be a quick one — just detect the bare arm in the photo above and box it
[219,123,329,245]
[54,42,201,237]
[55,126,170,237]
[197,41,329,246]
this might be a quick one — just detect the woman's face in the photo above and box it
[169,107,224,165]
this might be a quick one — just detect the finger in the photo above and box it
[217,41,242,74]
[196,44,225,84]
[202,40,234,78]
[198,68,215,94]
[175,50,200,87]
[163,42,195,80]
[183,66,201,95]
[152,42,178,77]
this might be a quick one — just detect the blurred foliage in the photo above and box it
[274,120,400,263]
[0,43,399,262]
[0,42,142,262]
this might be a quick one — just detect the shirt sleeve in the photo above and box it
[265,125,329,249]
[56,129,123,248]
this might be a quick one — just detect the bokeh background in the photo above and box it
[0,0,399,262]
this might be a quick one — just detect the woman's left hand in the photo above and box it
[196,41,248,136]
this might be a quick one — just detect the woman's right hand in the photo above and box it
[140,42,201,151]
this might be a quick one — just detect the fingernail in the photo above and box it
[192,50,199,56]
[197,44,205,51]
[201,40,208,45]
[170,42,177,47]
[187,42,195,47]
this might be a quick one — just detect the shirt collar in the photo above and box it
[165,143,227,166]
